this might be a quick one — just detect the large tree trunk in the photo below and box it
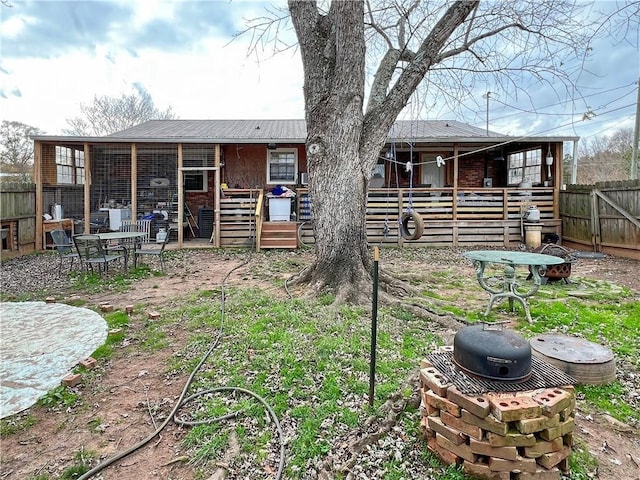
[289,0,371,303]
[288,0,479,303]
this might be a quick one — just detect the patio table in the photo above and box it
[75,231,146,271]
[462,250,564,323]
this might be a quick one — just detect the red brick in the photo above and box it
[447,386,491,418]
[559,404,574,421]
[514,467,561,480]
[462,409,508,436]
[420,358,434,368]
[534,388,573,417]
[536,446,570,469]
[100,304,114,312]
[61,373,81,387]
[420,367,451,397]
[436,433,478,463]
[487,430,536,447]
[516,413,560,434]
[427,436,460,466]
[560,417,575,435]
[488,395,542,422]
[425,389,461,417]
[463,460,510,480]
[539,426,562,441]
[469,438,518,460]
[489,456,538,473]
[79,357,97,370]
[420,416,435,438]
[148,310,161,320]
[428,416,466,445]
[522,437,563,458]
[421,390,439,416]
[440,410,483,440]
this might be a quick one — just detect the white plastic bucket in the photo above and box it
[51,204,64,220]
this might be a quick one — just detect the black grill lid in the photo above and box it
[453,323,532,381]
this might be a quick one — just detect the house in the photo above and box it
[31,119,577,250]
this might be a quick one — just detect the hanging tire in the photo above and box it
[400,211,424,240]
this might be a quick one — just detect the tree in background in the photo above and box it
[64,85,176,136]
[0,120,43,177]
[577,127,633,184]
[260,0,602,304]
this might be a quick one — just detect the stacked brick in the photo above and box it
[419,360,576,480]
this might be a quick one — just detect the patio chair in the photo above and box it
[74,235,124,274]
[120,219,152,243]
[134,227,171,272]
[50,229,80,275]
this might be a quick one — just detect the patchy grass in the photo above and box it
[165,288,444,478]
[0,413,36,437]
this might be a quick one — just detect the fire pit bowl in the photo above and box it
[453,323,532,381]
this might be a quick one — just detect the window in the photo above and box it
[183,172,207,192]
[56,146,85,185]
[182,146,211,192]
[507,148,542,185]
[267,149,297,184]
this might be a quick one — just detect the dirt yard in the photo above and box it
[0,247,638,479]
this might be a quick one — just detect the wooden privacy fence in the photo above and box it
[560,180,640,260]
[0,180,37,256]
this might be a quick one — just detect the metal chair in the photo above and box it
[74,235,124,274]
[134,227,171,272]
[120,219,152,243]
[50,229,80,275]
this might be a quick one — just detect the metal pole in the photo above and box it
[630,78,639,180]
[368,246,380,407]
[485,92,491,135]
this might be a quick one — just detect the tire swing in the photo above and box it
[400,210,424,240]
[399,150,424,241]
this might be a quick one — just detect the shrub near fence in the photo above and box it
[560,179,640,260]
[0,180,36,256]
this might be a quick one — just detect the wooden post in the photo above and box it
[177,144,183,247]
[84,143,91,235]
[34,141,43,250]
[214,144,221,248]
[131,144,137,220]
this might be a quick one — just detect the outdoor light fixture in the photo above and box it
[267,142,277,150]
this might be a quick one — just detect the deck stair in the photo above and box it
[259,221,298,249]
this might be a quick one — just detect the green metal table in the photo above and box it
[462,250,564,323]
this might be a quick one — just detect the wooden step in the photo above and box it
[260,221,298,249]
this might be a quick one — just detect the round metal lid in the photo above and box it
[530,334,614,364]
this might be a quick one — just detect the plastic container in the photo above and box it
[51,204,64,220]
[269,198,291,221]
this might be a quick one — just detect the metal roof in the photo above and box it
[31,119,579,143]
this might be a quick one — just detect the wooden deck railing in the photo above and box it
[213,187,559,249]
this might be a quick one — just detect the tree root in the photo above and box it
[315,371,421,480]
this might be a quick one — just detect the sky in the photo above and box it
[0,0,638,148]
